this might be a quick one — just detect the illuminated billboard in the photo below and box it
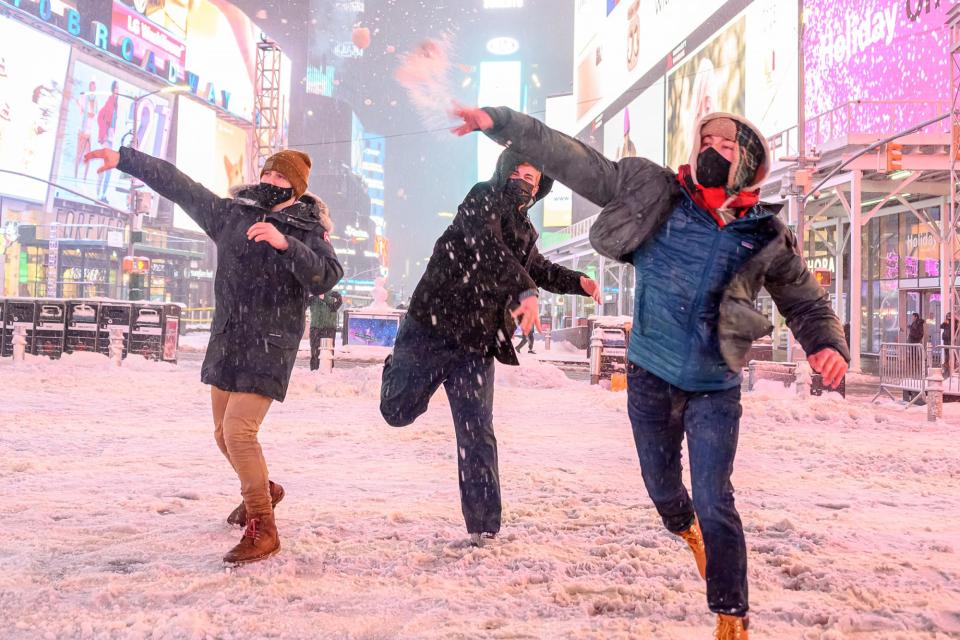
[50,57,173,215]
[0,16,70,202]
[477,60,522,181]
[665,16,746,170]
[803,0,950,134]
[573,0,726,131]
[543,94,575,229]
[603,81,665,164]
[173,96,254,232]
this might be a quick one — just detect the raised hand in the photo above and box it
[83,148,120,174]
[450,103,493,137]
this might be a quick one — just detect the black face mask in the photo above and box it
[696,146,732,189]
[251,182,295,209]
[504,178,536,209]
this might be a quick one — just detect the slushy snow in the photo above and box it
[2,352,958,639]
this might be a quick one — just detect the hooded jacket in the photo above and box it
[477,106,848,388]
[407,148,589,366]
[116,146,343,401]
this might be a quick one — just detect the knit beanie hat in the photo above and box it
[261,150,312,200]
[694,114,769,195]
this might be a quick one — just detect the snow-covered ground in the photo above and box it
[2,353,959,639]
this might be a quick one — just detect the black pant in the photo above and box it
[380,317,500,534]
[516,330,535,352]
[627,362,748,616]
[309,327,337,370]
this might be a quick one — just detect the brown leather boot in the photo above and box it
[715,614,749,640]
[677,515,707,580]
[226,481,285,527]
[223,512,280,565]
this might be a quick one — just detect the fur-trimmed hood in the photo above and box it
[231,183,333,233]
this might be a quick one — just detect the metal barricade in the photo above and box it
[870,342,960,406]
[873,342,929,405]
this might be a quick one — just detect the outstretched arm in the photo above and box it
[86,147,228,240]
[452,105,620,207]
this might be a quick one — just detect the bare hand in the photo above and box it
[450,103,493,136]
[511,295,540,335]
[807,348,848,389]
[580,276,601,305]
[84,148,119,174]
[247,222,289,251]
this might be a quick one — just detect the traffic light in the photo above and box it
[813,269,832,287]
[885,142,903,172]
[123,256,151,274]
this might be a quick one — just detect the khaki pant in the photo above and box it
[211,387,274,516]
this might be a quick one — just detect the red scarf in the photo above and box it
[676,165,759,227]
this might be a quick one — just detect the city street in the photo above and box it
[2,353,958,639]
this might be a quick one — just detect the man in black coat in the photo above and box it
[380,148,600,546]
[85,146,343,565]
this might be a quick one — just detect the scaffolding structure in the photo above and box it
[254,37,284,168]
[948,2,960,349]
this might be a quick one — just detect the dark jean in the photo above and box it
[626,362,748,616]
[380,317,500,534]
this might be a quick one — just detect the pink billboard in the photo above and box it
[803,0,951,139]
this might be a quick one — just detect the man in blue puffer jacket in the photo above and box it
[452,106,849,639]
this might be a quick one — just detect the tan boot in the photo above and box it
[715,614,749,640]
[223,512,280,565]
[227,481,285,527]
[677,516,707,580]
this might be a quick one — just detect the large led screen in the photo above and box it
[51,58,173,215]
[0,17,70,202]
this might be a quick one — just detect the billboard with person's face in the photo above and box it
[0,16,70,202]
[50,58,173,215]
[665,16,746,171]
[804,0,950,133]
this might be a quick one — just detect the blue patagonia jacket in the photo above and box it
[629,190,777,391]
[477,107,849,388]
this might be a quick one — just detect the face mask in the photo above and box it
[504,178,536,209]
[252,182,294,208]
[696,146,732,189]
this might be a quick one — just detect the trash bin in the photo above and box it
[33,299,66,359]
[160,303,183,363]
[1,298,37,358]
[65,300,100,353]
[129,302,164,360]
[97,302,133,358]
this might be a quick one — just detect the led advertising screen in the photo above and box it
[0,16,70,202]
[573,0,726,131]
[602,80,665,164]
[50,58,173,215]
[173,96,254,232]
[346,314,401,348]
[665,16,746,171]
[803,0,950,134]
[181,0,262,122]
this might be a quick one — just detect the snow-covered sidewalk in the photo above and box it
[2,354,958,639]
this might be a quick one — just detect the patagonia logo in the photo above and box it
[741,241,754,249]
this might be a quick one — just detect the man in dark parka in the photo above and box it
[85,146,342,565]
[380,149,601,546]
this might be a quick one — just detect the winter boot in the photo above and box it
[715,614,749,640]
[227,481,285,527]
[677,515,707,580]
[469,532,497,547]
[223,512,280,565]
